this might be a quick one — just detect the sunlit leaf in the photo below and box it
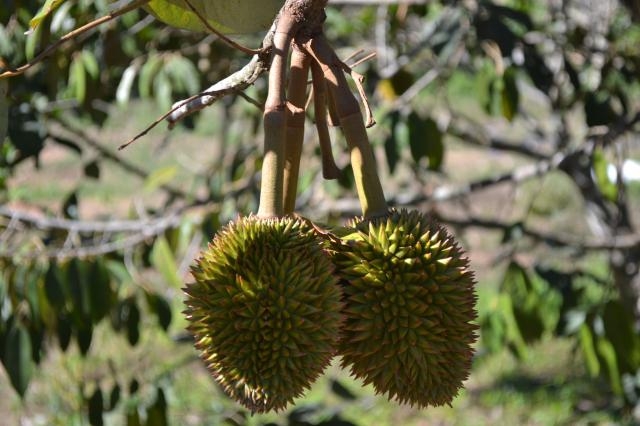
[144,165,178,192]
[592,147,617,203]
[579,323,600,377]
[597,337,623,395]
[144,0,283,35]
[29,0,68,30]
[150,236,182,288]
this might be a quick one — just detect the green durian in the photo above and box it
[330,209,477,407]
[184,215,343,413]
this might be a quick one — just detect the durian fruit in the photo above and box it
[184,215,343,413]
[330,209,477,407]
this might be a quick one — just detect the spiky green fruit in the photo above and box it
[330,209,477,407]
[185,215,343,413]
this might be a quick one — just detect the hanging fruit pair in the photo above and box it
[184,0,477,413]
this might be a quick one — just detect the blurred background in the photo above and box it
[1,0,640,424]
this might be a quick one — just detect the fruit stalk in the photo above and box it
[310,60,341,180]
[303,34,387,218]
[282,45,311,213]
[257,12,299,218]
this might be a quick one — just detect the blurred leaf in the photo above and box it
[69,54,87,102]
[592,147,617,202]
[585,92,617,127]
[127,408,142,426]
[602,300,640,373]
[329,378,357,400]
[52,136,83,155]
[151,236,182,288]
[144,165,178,193]
[2,322,33,397]
[145,292,172,331]
[497,293,528,359]
[117,65,138,105]
[56,314,72,351]
[84,160,101,179]
[597,337,623,395]
[501,67,519,121]
[0,80,7,144]
[139,54,163,99]
[383,111,401,173]
[126,298,140,346]
[62,191,79,220]
[165,55,199,95]
[25,24,43,62]
[88,385,104,426]
[81,51,99,80]
[76,325,93,355]
[144,387,167,426]
[88,259,115,323]
[108,384,121,411]
[407,112,443,170]
[580,323,600,377]
[29,0,67,30]
[67,259,90,323]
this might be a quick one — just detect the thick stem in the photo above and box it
[303,35,387,218]
[282,46,311,214]
[257,14,298,218]
[310,60,340,179]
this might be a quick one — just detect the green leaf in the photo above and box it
[151,236,182,288]
[145,292,172,331]
[144,165,178,193]
[139,54,163,99]
[597,337,623,395]
[0,80,8,144]
[407,112,444,170]
[126,299,140,346]
[579,323,600,377]
[69,54,87,102]
[2,322,34,397]
[29,0,67,30]
[81,51,99,80]
[602,300,640,373]
[501,67,519,121]
[76,325,93,355]
[88,385,104,426]
[498,293,528,359]
[383,111,401,173]
[88,259,115,324]
[144,387,167,426]
[45,262,66,310]
[144,0,283,35]
[84,160,101,179]
[592,147,617,203]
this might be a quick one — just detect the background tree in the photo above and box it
[1,0,639,424]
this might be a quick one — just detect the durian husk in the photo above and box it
[330,209,477,407]
[184,215,343,413]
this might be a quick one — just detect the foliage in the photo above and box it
[1,0,640,423]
